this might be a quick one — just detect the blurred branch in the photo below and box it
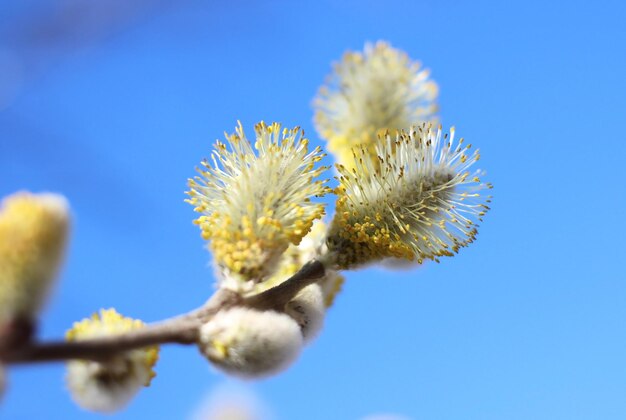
[1,260,326,364]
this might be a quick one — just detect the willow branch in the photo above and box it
[6,319,196,364]
[243,259,326,310]
[1,260,326,365]
[2,289,240,364]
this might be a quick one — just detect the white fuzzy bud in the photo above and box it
[66,356,153,413]
[65,309,159,413]
[199,307,302,378]
[284,283,325,343]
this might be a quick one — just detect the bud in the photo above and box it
[199,308,302,378]
[284,283,325,343]
[65,309,159,413]
[0,191,70,323]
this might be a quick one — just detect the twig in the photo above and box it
[243,260,326,310]
[1,260,326,364]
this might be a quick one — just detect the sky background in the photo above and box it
[1,0,626,419]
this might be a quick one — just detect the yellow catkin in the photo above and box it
[0,191,69,321]
[314,41,438,170]
[326,125,492,269]
[187,122,331,286]
[66,308,159,385]
[65,309,160,413]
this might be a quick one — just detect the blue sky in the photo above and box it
[1,0,626,419]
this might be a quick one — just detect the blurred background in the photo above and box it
[2,0,626,419]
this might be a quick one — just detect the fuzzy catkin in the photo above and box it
[0,192,70,322]
[284,283,325,343]
[199,307,303,378]
[65,309,159,413]
[187,122,331,291]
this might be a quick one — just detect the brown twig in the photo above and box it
[1,260,326,364]
[243,260,326,310]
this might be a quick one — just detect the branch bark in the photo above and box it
[243,260,326,310]
[1,260,326,364]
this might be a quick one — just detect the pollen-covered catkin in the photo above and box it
[198,307,303,378]
[0,191,70,323]
[314,41,438,169]
[187,122,330,292]
[326,124,492,269]
[65,309,159,413]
